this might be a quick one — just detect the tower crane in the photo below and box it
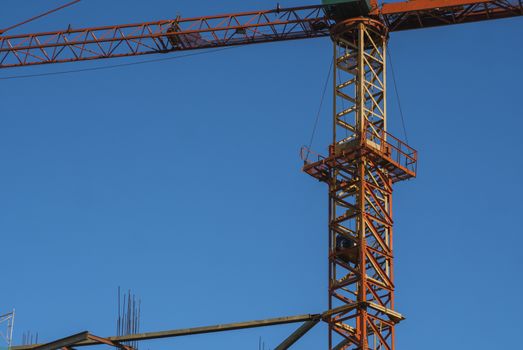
[1,1,521,350]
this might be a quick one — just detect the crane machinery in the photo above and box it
[1,1,521,350]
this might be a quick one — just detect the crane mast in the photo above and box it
[302,16,416,350]
[1,1,521,350]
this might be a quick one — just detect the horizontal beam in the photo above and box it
[379,0,491,14]
[374,0,523,31]
[12,314,319,350]
[12,306,398,350]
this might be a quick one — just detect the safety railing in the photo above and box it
[363,128,417,175]
[300,127,417,178]
[300,146,326,164]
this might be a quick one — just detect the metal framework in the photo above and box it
[28,331,134,350]
[0,310,15,349]
[0,0,521,68]
[378,0,523,31]
[1,1,521,350]
[302,18,417,350]
[0,6,331,68]
[13,313,323,350]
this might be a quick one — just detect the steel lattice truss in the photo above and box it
[331,20,396,350]
[303,18,417,350]
[0,0,521,68]
[0,6,331,68]
[333,20,387,145]
[1,1,521,350]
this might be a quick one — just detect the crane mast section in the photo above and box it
[302,18,417,350]
[0,0,521,68]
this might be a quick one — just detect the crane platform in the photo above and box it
[302,129,417,184]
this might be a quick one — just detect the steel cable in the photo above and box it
[305,58,333,161]
[0,47,238,80]
[387,44,409,144]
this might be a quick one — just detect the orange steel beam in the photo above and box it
[0,0,521,69]
[381,0,492,13]
[375,0,522,31]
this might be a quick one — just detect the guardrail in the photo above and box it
[301,127,417,178]
[300,146,326,164]
[364,128,417,175]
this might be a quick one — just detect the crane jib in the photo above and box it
[0,0,521,67]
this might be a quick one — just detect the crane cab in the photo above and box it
[336,235,359,264]
[322,0,372,20]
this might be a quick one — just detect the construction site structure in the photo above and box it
[0,310,15,349]
[301,16,416,349]
[1,1,521,349]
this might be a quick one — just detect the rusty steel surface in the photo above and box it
[0,0,521,68]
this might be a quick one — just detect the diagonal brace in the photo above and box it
[274,318,320,350]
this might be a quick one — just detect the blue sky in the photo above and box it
[0,1,522,349]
